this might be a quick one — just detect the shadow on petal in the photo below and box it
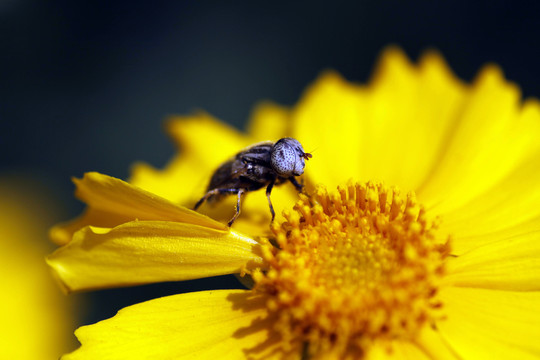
[227,291,302,359]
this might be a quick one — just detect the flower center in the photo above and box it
[252,182,450,358]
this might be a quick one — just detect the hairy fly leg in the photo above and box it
[228,188,246,226]
[266,179,276,222]
[194,188,239,211]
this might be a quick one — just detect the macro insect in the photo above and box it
[194,137,312,226]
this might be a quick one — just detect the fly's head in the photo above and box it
[270,138,312,177]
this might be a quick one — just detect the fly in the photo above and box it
[194,137,312,226]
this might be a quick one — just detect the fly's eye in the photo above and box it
[271,138,308,177]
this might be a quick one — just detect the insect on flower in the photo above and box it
[194,137,312,226]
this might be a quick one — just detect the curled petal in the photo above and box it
[47,221,264,293]
[51,172,225,245]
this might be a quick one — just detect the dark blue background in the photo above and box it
[2,0,539,328]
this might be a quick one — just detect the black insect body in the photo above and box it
[194,138,312,226]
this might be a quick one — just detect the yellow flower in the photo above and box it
[0,176,76,359]
[48,47,540,359]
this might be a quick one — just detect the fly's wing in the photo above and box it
[208,141,274,188]
[238,140,274,153]
[207,159,242,190]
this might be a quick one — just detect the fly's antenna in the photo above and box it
[306,146,318,157]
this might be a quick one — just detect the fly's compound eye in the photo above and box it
[271,138,308,177]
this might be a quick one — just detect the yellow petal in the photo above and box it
[50,208,133,246]
[47,221,264,292]
[446,216,540,257]
[63,290,291,360]
[51,172,225,245]
[130,112,250,205]
[413,325,460,360]
[247,101,291,141]
[443,231,540,291]
[437,287,540,359]
[75,172,222,226]
[291,48,468,193]
[166,111,249,160]
[437,141,540,253]
[366,340,431,360]
[418,66,540,215]
[365,47,466,191]
[130,154,212,205]
[291,70,367,189]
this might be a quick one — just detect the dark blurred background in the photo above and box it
[1,0,539,331]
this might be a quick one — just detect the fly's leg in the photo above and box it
[266,179,276,222]
[228,188,246,227]
[194,188,247,227]
[194,188,239,210]
[288,176,304,192]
